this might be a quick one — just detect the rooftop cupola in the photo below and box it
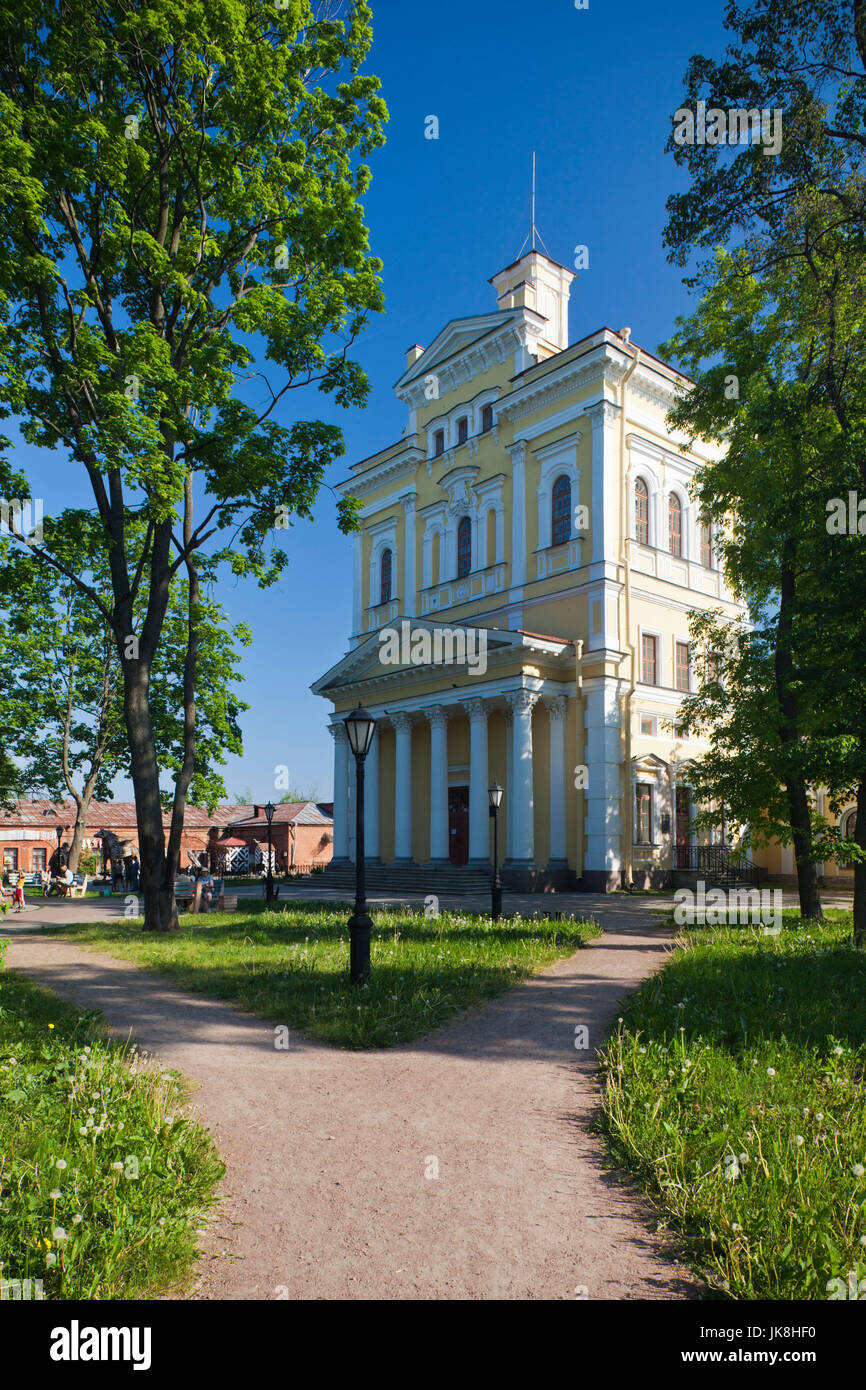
[489,249,574,359]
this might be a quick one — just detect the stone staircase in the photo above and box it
[320,861,492,896]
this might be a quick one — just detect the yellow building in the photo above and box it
[312,247,748,890]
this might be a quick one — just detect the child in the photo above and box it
[13,879,25,911]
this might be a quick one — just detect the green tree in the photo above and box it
[0,510,250,870]
[0,0,385,928]
[661,241,866,934]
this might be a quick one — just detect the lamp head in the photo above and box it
[344,702,376,759]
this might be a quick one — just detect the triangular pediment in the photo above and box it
[395,310,522,390]
[311,620,572,698]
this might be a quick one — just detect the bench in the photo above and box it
[69,874,89,899]
[174,880,195,908]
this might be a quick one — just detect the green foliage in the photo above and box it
[0,0,387,921]
[47,905,601,1049]
[600,911,866,1299]
[0,967,223,1299]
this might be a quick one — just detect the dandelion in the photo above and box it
[111,1162,123,1172]
[52,1227,67,1242]
[816,1112,824,1121]
[49,1189,61,1200]
[54,1159,67,1170]
[766,1067,776,1076]
[853,1164,865,1178]
[78,1127,87,1136]
[834,1046,843,1056]
[803,1107,810,1116]
[72,1214,83,1225]
[859,1236,866,1248]
[46,1253,57,1266]
[683,1060,692,1069]
[158,1217,165,1226]
[731,1223,742,1232]
[795,1136,804,1146]
[739,1153,749,1164]
[47,1023,54,1030]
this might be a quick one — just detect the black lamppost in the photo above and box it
[345,702,376,985]
[55,824,64,871]
[488,784,503,921]
[264,801,275,903]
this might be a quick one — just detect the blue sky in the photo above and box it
[13,0,731,804]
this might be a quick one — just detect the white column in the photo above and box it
[506,690,538,864]
[352,531,363,637]
[545,696,568,866]
[329,723,350,862]
[428,705,449,864]
[586,400,621,652]
[466,698,489,865]
[348,752,356,863]
[505,708,514,860]
[583,675,624,889]
[364,724,380,862]
[401,493,417,618]
[393,714,413,862]
[508,441,527,601]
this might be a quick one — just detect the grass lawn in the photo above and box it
[599,908,866,1300]
[46,901,602,1049]
[0,942,224,1300]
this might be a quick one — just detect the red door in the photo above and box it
[448,786,469,866]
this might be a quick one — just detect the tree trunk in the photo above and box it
[66,795,92,874]
[775,539,823,922]
[124,656,178,932]
[786,781,823,921]
[853,779,866,948]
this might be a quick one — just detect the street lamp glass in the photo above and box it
[264,801,275,824]
[488,784,504,809]
[344,702,376,759]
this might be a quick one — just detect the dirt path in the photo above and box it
[2,898,700,1300]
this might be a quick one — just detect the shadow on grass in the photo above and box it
[624,942,866,1054]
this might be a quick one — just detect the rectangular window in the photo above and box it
[639,714,657,737]
[675,641,691,692]
[635,784,653,844]
[32,849,47,871]
[674,722,687,741]
[700,522,713,568]
[481,404,494,433]
[3,848,18,871]
[457,417,468,445]
[433,429,445,457]
[641,633,657,685]
[705,652,722,685]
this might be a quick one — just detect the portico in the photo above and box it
[315,622,578,887]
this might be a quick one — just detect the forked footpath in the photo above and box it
[2,896,700,1300]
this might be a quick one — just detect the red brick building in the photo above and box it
[0,799,333,876]
[208,802,334,874]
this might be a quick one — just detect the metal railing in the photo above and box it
[673,843,764,886]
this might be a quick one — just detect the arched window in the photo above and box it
[379,548,392,605]
[635,477,649,545]
[844,810,857,840]
[700,521,714,569]
[457,516,472,578]
[552,475,571,547]
[668,492,682,557]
